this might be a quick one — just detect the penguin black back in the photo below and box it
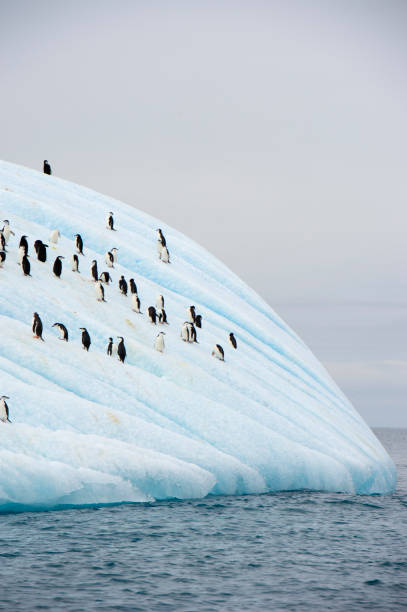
[117,337,126,363]
[129,279,137,294]
[229,333,237,349]
[37,243,48,262]
[80,328,91,351]
[119,276,128,296]
[75,234,84,255]
[43,160,52,175]
[91,260,98,282]
[53,255,64,278]
[148,306,157,324]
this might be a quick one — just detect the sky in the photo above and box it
[1,0,406,426]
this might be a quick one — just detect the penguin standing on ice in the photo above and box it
[74,234,84,255]
[119,275,128,296]
[117,337,126,363]
[105,250,114,268]
[212,344,225,361]
[100,271,112,284]
[0,396,11,423]
[106,212,115,231]
[154,332,166,353]
[49,229,60,244]
[129,279,137,294]
[35,241,48,262]
[107,337,114,356]
[148,306,157,324]
[79,328,91,351]
[52,322,69,341]
[32,312,44,341]
[90,260,98,281]
[19,235,29,255]
[72,254,80,272]
[0,251,6,267]
[229,333,237,349]
[43,160,52,175]
[181,321,197,343]
[95,281,106,302]
[157,308,168,324]
[53,255,64,278]
[2,220,15,245]
[21,254,31,276]
[132,293,141,313]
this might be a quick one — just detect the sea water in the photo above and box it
[0,429,405,611]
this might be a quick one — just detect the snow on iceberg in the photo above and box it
[0,160,396,510]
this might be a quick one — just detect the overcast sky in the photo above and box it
[1,0,406,426]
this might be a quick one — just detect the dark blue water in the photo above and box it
[0,429,406,611]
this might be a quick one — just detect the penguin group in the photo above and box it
[0,194,241,420]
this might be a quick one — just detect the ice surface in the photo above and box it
[0,160,396,510]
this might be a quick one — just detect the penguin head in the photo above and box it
[117,336,124,340]
[108,337,113,342]
[57,255,65,259]
[92,259,97,264]
[3,220,9,224]
[0,396,9,401]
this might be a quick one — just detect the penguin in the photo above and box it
[119,275,128,296]
[181,322,194,343]
[32,312,44,341]
[90,260,98,281]
[117,337,126,363]
[2,220,14,245]
[19,235,28,254]
[195,314,202,329]
[0,251,6,267]
[95,281,106,302]
[52,322,68,341]
[129,279,137,294]
[212,344,225,361]
[0,396,11,423]
[79,328,91,351]
[74,234,84,255]
[53,255,64,278]
[107,337,114,356]
[37,242,48,262]
[100,271,112,284]
[161,246,170,263]
[131,294,141,313]
[148,306,157,324]
[106,212,115,231]
[187,306,196,323]
[229,333,237,349]
[154,332,166,353]
[49,229,60,244]
[43,160,52,175]
[156,294,164,310]
[72,254,80,272]
[157,308,168,324]
[105,251,114,268]
[21,254,31,276]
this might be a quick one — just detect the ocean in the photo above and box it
[0,428,405,611]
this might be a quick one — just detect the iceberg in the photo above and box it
[0,160,396,510]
